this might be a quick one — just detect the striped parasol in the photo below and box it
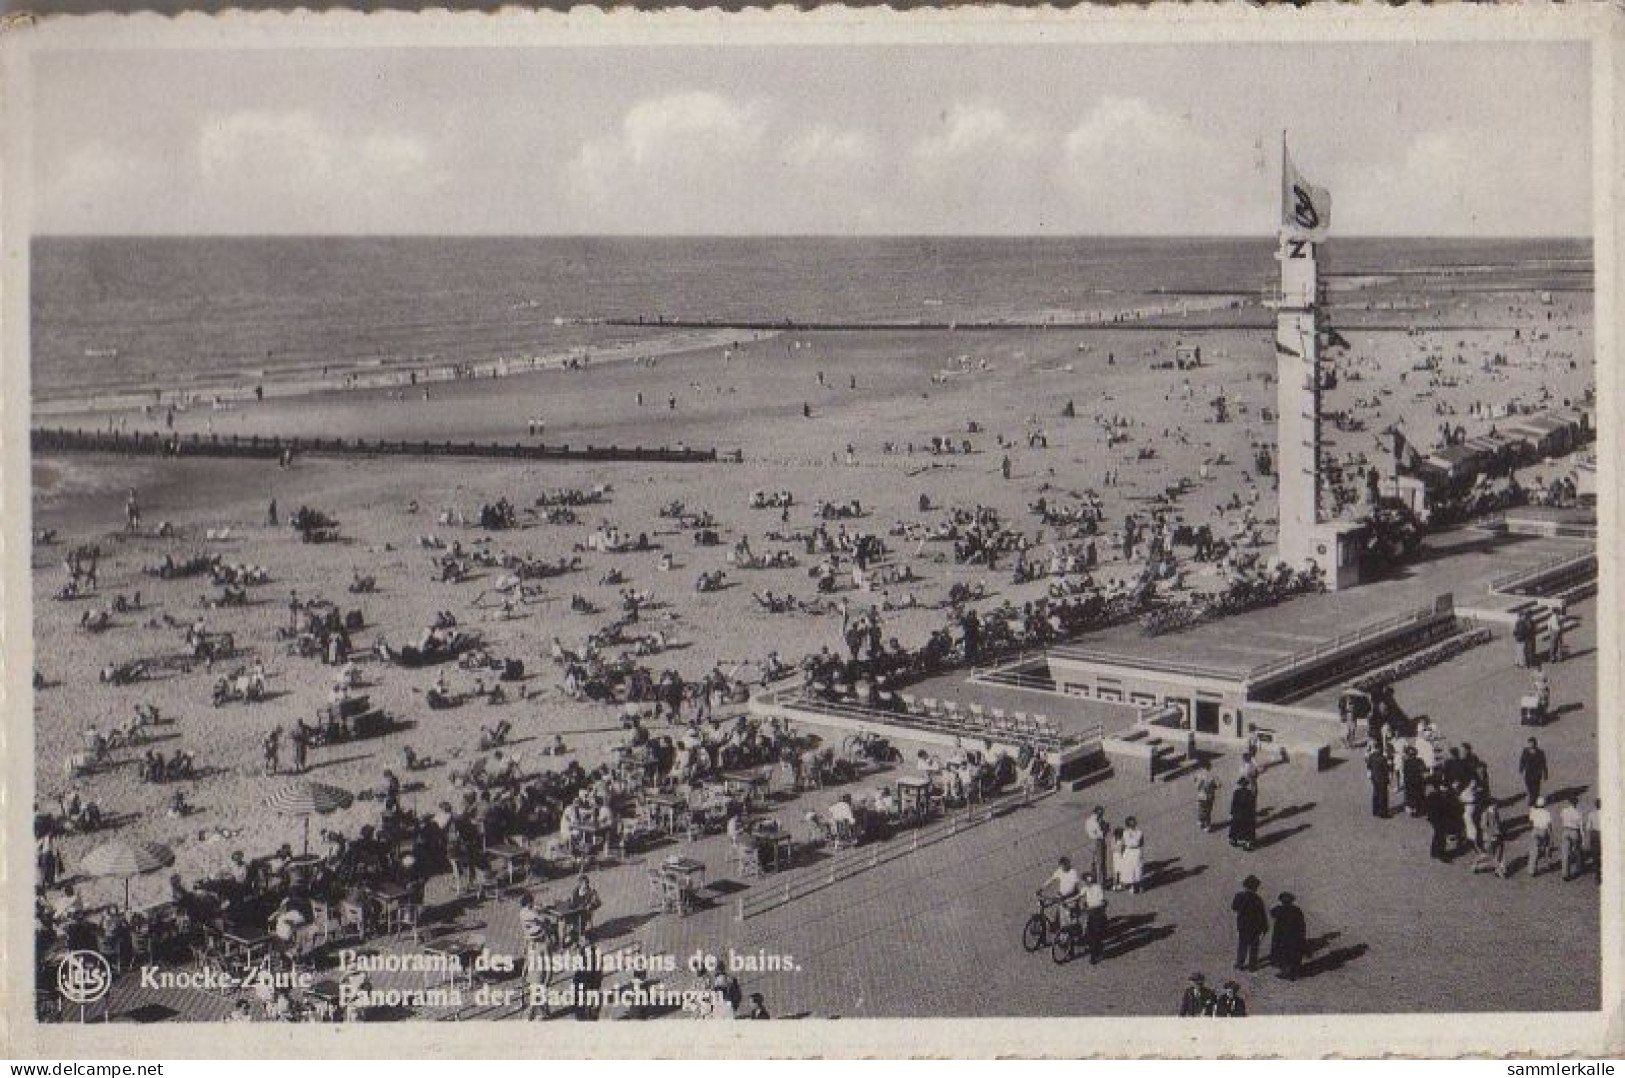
[264,778,354,853]
[79,839,175,908]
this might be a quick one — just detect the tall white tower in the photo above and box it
[1274,232,1324,570]
[1274,141,1364,589]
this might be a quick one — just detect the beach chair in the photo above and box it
[647,869,677,913]
[920,697,940,718]
[449,860,488,901]
[831,818,858,853]
[730,838,761,879]
[899,692,919,713]
[308,899,337,947]
[338,898,368,942]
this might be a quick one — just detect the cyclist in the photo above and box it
[1037,856,1083,932]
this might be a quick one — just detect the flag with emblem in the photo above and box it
[1282,140,1332,242]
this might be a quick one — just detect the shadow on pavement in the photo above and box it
[1099,911,1176,960]
[1253,822,1312,850]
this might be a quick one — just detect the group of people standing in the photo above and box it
[1230,874,1309,980]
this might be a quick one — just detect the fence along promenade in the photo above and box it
[32,427,734,465]
[736,781,1055,921]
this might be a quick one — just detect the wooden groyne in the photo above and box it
[604,317,1509,334]
[605,317,1269,332]
[32,427,736,465]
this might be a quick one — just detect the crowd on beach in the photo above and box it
[31,285,1600,1020]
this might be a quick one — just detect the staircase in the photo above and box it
[1101,727,1182,782]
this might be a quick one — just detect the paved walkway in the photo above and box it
[738,598,1600,1017]
[90,598,1597,1022]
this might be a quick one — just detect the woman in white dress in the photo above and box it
[1118,816,1146,895]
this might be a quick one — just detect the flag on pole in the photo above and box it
[1282,139,1332,242]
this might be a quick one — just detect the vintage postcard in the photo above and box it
[2,5,1620,1059]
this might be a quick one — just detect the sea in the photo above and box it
[31,235,1591,400]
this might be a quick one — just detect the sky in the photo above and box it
[31,40,1593,237]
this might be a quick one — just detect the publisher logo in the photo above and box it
[57,950,113,1005]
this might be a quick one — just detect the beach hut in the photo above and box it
[1504,415,1571,459]
[1422,444,1488,487]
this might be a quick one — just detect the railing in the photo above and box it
[761,689,1093,755]
[1045,645,1242,684]
[1348,624,1494,693]
[736,783,1054,920]
[1490,551,1597,595]
[1246,603,1444,686]
[970,658,1058,693]
[31,427,730,465]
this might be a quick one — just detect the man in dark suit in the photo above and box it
[1177,972,1212,1016]
[1519,738,1549,805]
[1211,981,1249,1017]
[1231,875,1269,970]
[1366,743,1390,817]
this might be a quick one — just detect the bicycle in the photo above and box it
[1023,892,1080,954]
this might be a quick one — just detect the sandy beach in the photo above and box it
[31,271,1594,913]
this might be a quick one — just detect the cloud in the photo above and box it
[565,92,896,232]
[1340,128,1590,235]
[195,110,434,230]
[912,103,1040,164]
[565,92,770,227]
[903,104,1052,231]
[783,124,877,173]
[1056,96,1260,232]
[46,142,164,226]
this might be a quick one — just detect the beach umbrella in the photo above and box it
[79,839,175,908]
[264,778,354,854]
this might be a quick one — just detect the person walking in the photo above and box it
[1459,778,1483,849]
[262,726,282,777]
[1560,798,1586,881]
[1366,743,1390,818]
[1231,875,1269,971]
[1194,762,1220,833]
[266,499,278,527]
[1269,893,1308,981]
[1085,805,1111,883]
[1547,607,1568,664]
[1401,746,1428,817]
[1586,797,1602,882]
[1118,817,1146,894]
[1512,610,1536,668]
[1228,778,1258,851]
[1528,796,1554,877]
[289,723,309,775]
[1471,801,1508,878]
[1519,738,1549,805]
[1425,781,1456,861]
